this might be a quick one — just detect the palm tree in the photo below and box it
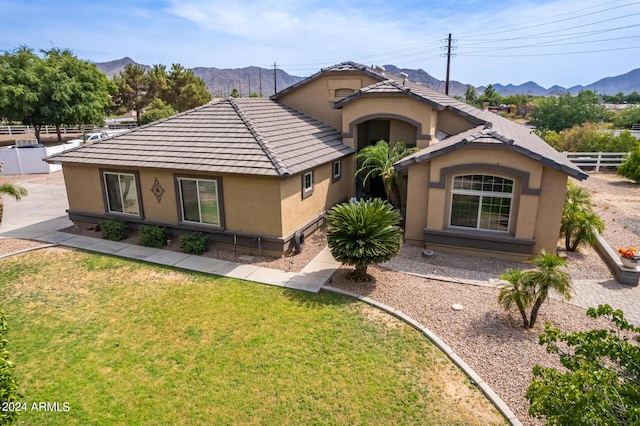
[326,198,402,280]
[0,162,28,227]
[0,183,27,227]
[498,269,534,328]
[497,250,571,329]
[356,140,417,209]
[526,250,571,328]
[561,181,604,251]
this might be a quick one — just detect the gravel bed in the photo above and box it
[326,172,635,425]
[0,238,50,257]
[574,172,640,251]
[61,223,327,273]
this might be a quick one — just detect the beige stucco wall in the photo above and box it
[534,168,568,253]
[280,157,354,236]
[62,157,355,240]
[62,164,284,236]
[62,165,103,213]
[341,96,434,149]
[222,175,283,236]
[140,169,179,223]
[278,73,379,130]
[437,109,478,136]
[403,146,565,259]
[404,162,430,244]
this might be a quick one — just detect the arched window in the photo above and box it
[449,174,514,232]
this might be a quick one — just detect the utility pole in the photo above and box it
[445,33,452,96]
[273,62,277,94]
[248,75,251,96]
[259,69,263,97]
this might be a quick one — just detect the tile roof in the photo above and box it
[47,98,354,177]
[271,61,383,100]
[323,64,586,180]
[395,122,589,180]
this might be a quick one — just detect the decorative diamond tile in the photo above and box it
[151,177,165,203]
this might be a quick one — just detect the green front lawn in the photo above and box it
[1,248,504,425]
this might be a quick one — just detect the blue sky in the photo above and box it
[1,0,638,89]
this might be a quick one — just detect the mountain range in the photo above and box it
[96,57,640,98]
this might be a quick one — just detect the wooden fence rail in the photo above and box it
[562,151,630,172]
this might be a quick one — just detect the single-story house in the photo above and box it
[48,62,587,260]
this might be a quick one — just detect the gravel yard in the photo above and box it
[328,172,640,425]
[1,171,639,425]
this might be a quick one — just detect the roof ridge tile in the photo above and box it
[229,98,291,177]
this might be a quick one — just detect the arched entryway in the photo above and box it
[354,117,418,212]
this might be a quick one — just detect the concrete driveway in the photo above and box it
[0,178,72,238]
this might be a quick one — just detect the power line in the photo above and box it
[269,1,638,78]
[463,44,640,58]
[456,0,637,38]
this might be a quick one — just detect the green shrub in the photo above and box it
[543,123,638,152]
[618,149,640,183]
[179,232,209,255]
[101,219,128,241]
[0,311,19,426]
[138,225,167,248]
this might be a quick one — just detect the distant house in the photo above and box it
[48,62,586,260]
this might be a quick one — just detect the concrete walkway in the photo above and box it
[2,228,339,293]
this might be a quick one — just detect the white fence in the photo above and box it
[562,152,630,172]
[0,123,136,135]
[0,142,80,175]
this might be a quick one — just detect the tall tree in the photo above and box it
[464,85,477,104]
[40,48,113,142]
[483,83,496,100]
[112,63,151,125]
[531,91,608,132]
[0,47,41,136]
[165,64,211,112]
[146,64,169,101]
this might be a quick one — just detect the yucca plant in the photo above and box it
[356,140,417,209]
[326,198,402,280]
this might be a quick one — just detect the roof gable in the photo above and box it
[271,61,386,100]
[395,122,588,180]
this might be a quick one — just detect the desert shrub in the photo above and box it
[613,105,640,129]
[618,148,640,183]
[179,232,209,255]
[544,123,638,152]
[138,225,167,248]
[101,219,128,241]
